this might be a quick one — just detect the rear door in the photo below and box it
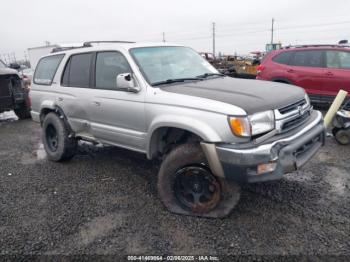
[287,50,328,95]
[324,50,350,96]
[56,52,94,136]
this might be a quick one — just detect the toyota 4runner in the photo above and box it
[30,42,325,218]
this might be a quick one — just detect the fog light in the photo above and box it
[257,162,277,175]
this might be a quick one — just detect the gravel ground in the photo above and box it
[0,112,349,260]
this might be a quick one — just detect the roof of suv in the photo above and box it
[278,44,350,52]
[49,42,184,56]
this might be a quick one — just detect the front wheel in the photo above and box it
[158,143,241,218]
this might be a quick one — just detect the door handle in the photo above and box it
[58,97,63,101]
[287,69,295,73]
[325,72,334,76]
[93,101,101,106]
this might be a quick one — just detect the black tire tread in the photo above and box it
[42,112,77,162]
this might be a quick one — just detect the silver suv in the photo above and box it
[30,41,325,218]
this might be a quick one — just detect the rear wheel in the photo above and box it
[158,143,241,218]
[42,112,77,161]
[334,127,350,145]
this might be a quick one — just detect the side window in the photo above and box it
[326,51,350,69]
[95,52,132,89]
[34,54,64,85]
[272,52,292,65]
[290,51,324,68]
[66,53,92,88]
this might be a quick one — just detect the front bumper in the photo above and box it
[202,110,325,183]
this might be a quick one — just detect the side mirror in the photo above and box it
[116,73,140,93]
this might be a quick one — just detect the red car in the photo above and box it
[256,45,350,104]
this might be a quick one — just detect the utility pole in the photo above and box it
[271,18,275,44]
[162,32,165,43]
[212,22,216,57]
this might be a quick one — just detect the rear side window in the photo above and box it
[61,53,92,87]
[34,54,64,85]
[272,51,293,65]
[290,51,324,68]
[326,51,350,69]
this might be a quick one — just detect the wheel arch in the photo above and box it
[39,104,73,134]
[146,117,222,159]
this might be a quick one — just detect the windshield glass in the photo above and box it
[0,60,6,68]
[130,46,219,85]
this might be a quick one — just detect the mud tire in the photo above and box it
[158,143,241,218]
[42,112,77,162]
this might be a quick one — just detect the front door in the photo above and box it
[88,51,147,152]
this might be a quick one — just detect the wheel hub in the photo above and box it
[46,124,59,152]
[174,166,221,213]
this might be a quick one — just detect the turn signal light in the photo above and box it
[257,162,277,175]
[229,117,251,137]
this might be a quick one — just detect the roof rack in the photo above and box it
[283,44,350,49]
[51,40,136,53]
[83,40,136,47]
[51,46,84,53]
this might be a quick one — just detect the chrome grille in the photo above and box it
[278,99,307,114]
[281,111,310,132]
[274,96,312,134]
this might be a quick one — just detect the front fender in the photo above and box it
[146,115,222,159]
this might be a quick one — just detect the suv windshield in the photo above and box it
[130,46,219,85]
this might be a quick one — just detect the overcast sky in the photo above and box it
[1,0,350,61]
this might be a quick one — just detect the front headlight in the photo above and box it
[229,110,275,137]
[248,110,275,136]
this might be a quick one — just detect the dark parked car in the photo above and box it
[0,60,31,119]
[256,45,350,105]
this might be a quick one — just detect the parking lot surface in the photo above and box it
[0,114,349,257]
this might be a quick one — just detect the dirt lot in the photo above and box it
[0,112,349,260]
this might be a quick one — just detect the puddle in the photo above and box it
[20,143,47,164]
[35,143,47,160]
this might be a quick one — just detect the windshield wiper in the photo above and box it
[152,77,202,86]
[196,73,225,79]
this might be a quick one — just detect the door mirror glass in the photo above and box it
[116,73,140,92]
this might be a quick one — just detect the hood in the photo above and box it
[0,67,20,76]
[160,77,305,114]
